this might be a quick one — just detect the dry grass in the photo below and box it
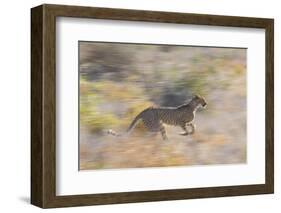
[79,43,247,170]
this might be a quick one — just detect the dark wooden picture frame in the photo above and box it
[31,4,274,208]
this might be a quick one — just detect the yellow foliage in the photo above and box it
[80,78,153,133]
[232,63,245,75]
[80,104,119,133]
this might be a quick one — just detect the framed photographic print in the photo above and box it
[31,4,274,208]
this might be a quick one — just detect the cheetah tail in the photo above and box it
[126,113,142,134]
[107,129,121,136]
[107,112,142,137]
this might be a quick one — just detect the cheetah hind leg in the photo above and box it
[160,124,168,140]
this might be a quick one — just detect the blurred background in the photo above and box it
[79,41,247,170]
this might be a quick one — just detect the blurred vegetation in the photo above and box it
[79,42,247,170]
[80,77,153,133]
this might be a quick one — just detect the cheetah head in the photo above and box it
[193,95,207,108]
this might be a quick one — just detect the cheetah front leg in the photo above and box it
[187,123,196,134]
[179,123,196,136]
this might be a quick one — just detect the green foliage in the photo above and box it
[80,77,153,133]
[80,101,119,134]
[80,77,118,133]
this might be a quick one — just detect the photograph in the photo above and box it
[79,41,247,170]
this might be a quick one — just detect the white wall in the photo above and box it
[0,0,279,212]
